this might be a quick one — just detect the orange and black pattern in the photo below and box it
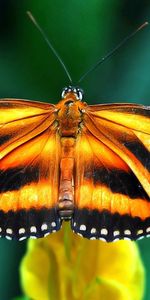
[0,90,149,241]
[0,99,61,240]
[72,103,150,241]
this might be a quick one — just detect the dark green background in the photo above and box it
[0,1,150,299]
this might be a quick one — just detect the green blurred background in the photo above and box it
[0,0,150,299]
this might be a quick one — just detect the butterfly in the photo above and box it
[0,85,149,241]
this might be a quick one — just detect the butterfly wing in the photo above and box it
[72,103,150,241]
[0,99,61,240]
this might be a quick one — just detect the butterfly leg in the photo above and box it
[58,137,75,220]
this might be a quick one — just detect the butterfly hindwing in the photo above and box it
[72,103,150,241]
[0,99,61,240]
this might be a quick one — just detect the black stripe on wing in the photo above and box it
[71,208,150,242]
[123,140,150,171]
[0,166,41,192]
[0,208,61,240]
[84,167,149,200]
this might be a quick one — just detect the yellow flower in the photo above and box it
[20,224,145,300]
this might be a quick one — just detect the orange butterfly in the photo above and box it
[0,13,149,241]
[0,85,149,241]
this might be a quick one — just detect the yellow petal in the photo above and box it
[20,224,145,300]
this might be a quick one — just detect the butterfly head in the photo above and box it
[61,86,84,101]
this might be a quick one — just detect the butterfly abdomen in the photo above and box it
[58,137,76,220]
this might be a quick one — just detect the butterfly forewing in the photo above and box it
[71,103,150,241]
[0,99,61,240]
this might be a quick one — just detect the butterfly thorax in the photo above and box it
[56,92,86,137]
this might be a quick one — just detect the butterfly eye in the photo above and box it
[61,86,84,101]
[76,89,84,101]
[61,87,68,98]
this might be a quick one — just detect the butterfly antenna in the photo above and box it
[27,11,72,83]
[78,22,149,83]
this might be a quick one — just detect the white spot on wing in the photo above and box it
[99,237,106,242]
[137,236,144,240]
[146,227,150,233]
[19,236,27,241]
[113,230,120,237]
[6,228,13,235]
[100,228,108,235]
[113,238,120,242]
[80,225,86,231]
[77,233,83,237]
[124,229,131,235]
[44,232,50,237]
[30,226,37,233]
[137,229,143,235]
[30,236,37,239]
[91,228,96,234]
[41,223,48,231]
[6,236,12,240]
[19,228,25,235]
